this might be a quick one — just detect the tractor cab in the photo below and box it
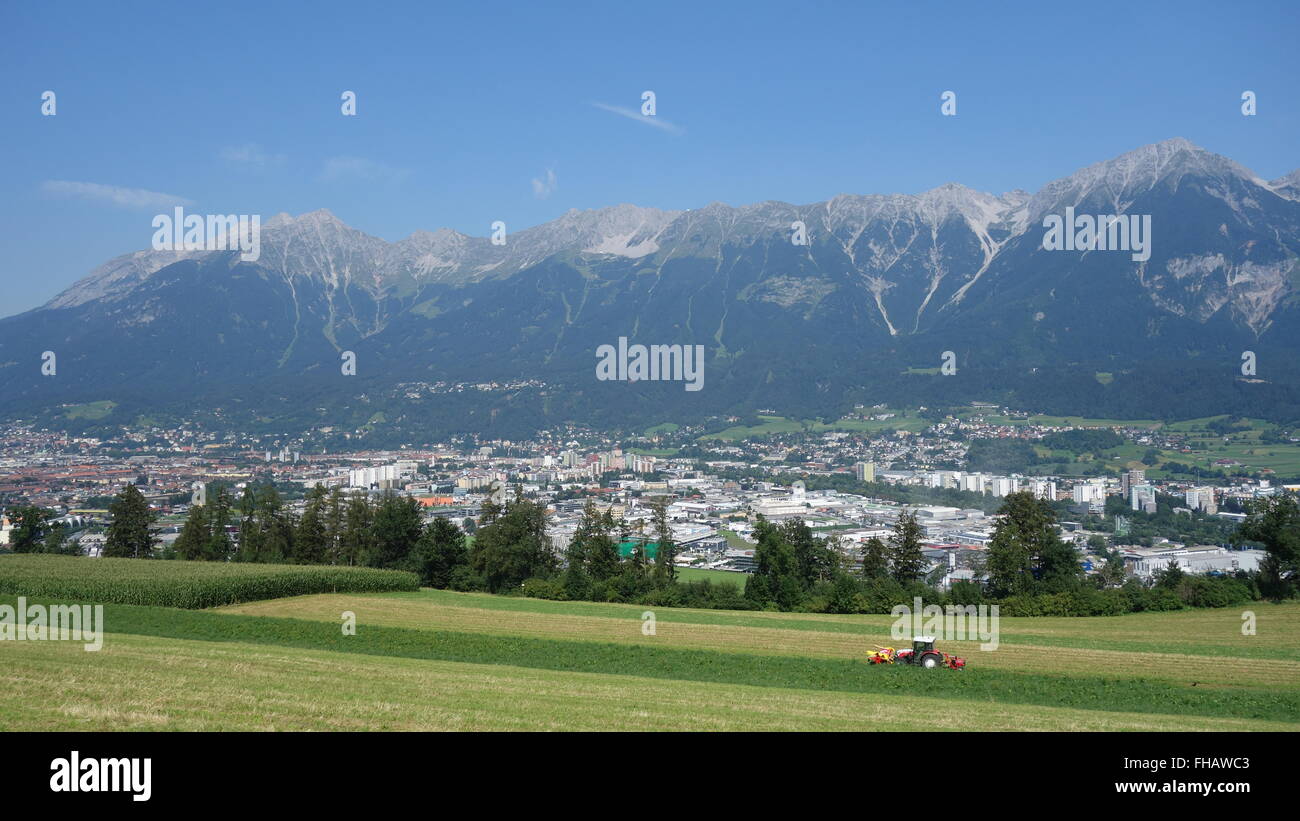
[870,636,965,670]
[899,635,946,668]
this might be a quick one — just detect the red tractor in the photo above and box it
[868,637,965,669]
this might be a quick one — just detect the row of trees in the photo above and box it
[742,507,974,612]
[973,491,1298,606]
[741,495,1081,613]
[11,480,1298,612]
[170,483,685,597]
[467,496,681,602]
[173,484,468,586]
[732,491,1298,613]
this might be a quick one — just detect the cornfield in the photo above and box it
[0,554,419,609]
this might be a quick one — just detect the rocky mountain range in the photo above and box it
[3,138,1299,441]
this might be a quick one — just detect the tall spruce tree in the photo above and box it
[324,486,345,564]
[295,485,328,564]
[785,518,837,586]
[986,492,1080,596]
[861,536,889,579]
[174,502,212,560]
[256,485,294,563]
[340,495,375,566]
[414,516,468,587]
[206,486,234,561]
[650,497,678,586]
[371,493,424,570]
[887,509,926,584]
[104,485,157,558]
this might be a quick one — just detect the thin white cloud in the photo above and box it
[591,102,685,135]
[220,143,286,169]
[531,167,558,199]
[319,155,410,183]
[41,180,194,209]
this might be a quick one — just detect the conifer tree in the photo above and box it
[104,484,158,558]
[887,509,926,584]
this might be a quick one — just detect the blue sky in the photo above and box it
[2,0,1297,315]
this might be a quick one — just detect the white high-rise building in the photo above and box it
[1030,480,1057,501]
[990,477,1018,497]
[1073,481,1105,506]
[349,464,401,488]
[1131,484,1157,513]
[1185,487,1217,514]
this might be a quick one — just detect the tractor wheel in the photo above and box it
[920,654,941,669]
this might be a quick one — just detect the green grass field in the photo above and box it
[969,412,1163,429]
[642,422,680,436]
[700,412,929,441]
[718,528,755,549]
[61,400,117,421]
[675,567,748,589]
[2,575,1297,730]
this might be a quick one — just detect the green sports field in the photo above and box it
[675,566,747,588]
[1,567,1297,730]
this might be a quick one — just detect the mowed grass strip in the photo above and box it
[0,633,1289,732]
[293,589,1300,660]
[221,593,1300,688]
[0,554,417,608]
[1,632,1291,732]
[8,596,1296,723]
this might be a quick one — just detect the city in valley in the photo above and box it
[2,405,1287,587]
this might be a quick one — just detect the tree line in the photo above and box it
[711,491,1296,615]
[172,484,468,587]
[173,484,687,597]
[7,481,1297,614]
